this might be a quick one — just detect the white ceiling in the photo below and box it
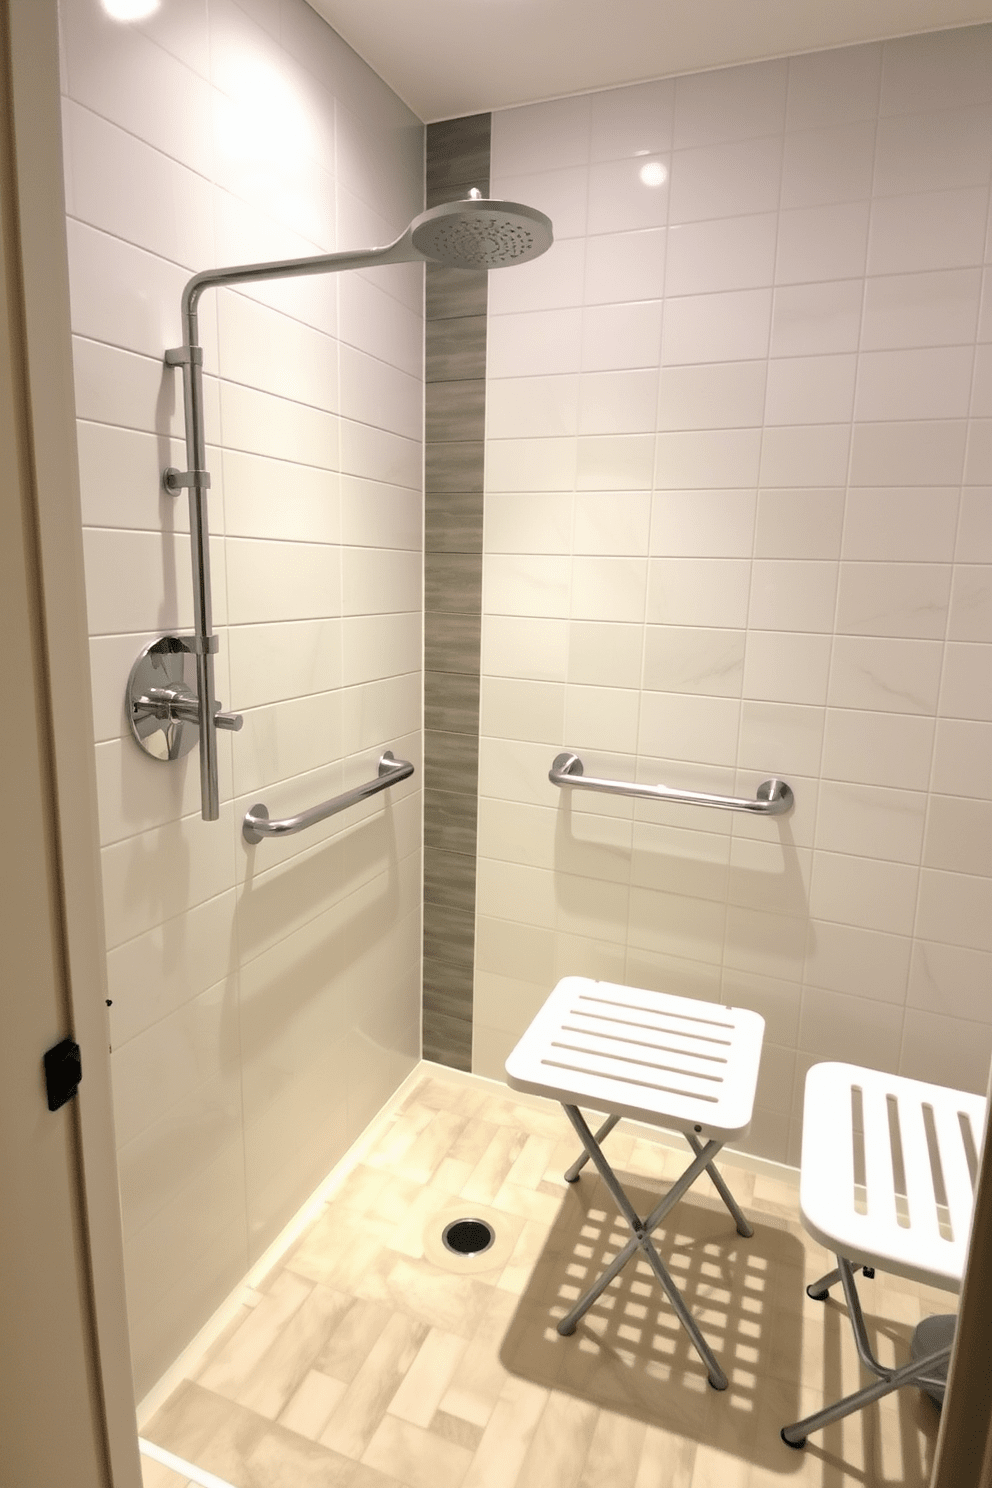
[307,0,992,123]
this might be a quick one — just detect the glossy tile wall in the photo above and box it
[59,0,423,1394]
[477,26,992,1164]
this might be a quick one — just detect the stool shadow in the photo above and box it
[499,1172,806,1472]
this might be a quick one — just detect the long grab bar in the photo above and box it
[549,752,794,815]
[243,752,414,844]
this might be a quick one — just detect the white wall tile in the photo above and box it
[781,121,875,210]
[754,490,845,559]
[855,347,974,423]
[590,78,675,161]
[842,487,960,561]
[835,562,951,639]
[647,558,751,627]
[484,35,992,1165]
[661,288,771,364]
[822,709,934,791]
[804,918,910,1004]
[651,489,756,558]
[764,354,856,426]
[491,94,592,176]
[743,631,832,705]
[776,201,869,283]
[880,26,992,117]
[643,626,745,697]
[487,307,583,377]
[786,44,882,131]
[582,228,666,305]
[657,361,766,431]
[931,718,992,799]
[770,280,863,357]
[488,237,586,315]
[868,187,989,275]
[748,561,838,632]
[665,214,776,296]
[861,268,982,350]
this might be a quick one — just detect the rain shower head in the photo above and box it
[408,195,554,270]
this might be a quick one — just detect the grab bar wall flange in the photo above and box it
[243,751,414,844]
[549,751,794,816]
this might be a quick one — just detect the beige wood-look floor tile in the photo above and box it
[506,1134,556,1190]
[489,1179,562,1225]
[388,1108,468,1185]
[238,1284,354,1419]
[354,1252,494,1339]
[417,1077,490,1118]
[364,1103,435,1169]
[197,1269,314,1399]
[384,1167,471,1259]
[327,1166,390,1217]
[437,1286,518,1427]
[361,1412,474,1488]
[691,1441,751,1488]
[450,1118,501,1167]
[578,1409,647,1488]
[140,1458,190,1488]
[635,1423,697,1488]
[460,1375,550,1488]
[243,1422,357,1487]
[514,1388,598,1488]
[432,1410,486,1451]
[320,1310,429,1459]
[345,1464,406,1488]
[463,1127,529,1205]
[315,1298,392,1384]
[387,1327,467,1427]
[498,1218,554,1297]
[278,1369,348,1440]
[288,1209,393,1292]
[145,1380,269,1482]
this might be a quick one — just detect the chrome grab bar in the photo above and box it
[243,752,414,845]
[549,752,794,816]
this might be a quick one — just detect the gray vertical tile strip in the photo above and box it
[423,114,490,1073]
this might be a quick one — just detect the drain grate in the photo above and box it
[442,1217,496,1257]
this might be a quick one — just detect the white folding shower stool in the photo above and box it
[505,975,765,1390]
[781,1061,987,1447]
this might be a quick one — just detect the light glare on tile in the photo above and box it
[101,0,159,17]
[639,160,669,187]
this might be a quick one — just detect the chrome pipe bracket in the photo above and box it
[164,467,211,492]
[126,635,242,763]
[164,345,204,366]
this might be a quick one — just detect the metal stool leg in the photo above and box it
[807,1265,842,1301]
[556,1105,729,1388]
[564,1112,621,1182]
[685,1132,753,1238]
[781,1344,952,1446]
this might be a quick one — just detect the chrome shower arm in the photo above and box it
[165,233,421,821]
[179,232,419,343]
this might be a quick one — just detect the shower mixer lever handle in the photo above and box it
[135,685,242,732]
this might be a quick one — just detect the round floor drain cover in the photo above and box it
[442,1217,495,1256]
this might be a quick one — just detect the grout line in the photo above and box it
[138,1437,238,1488]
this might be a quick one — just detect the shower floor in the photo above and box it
[140,1067,943,1488]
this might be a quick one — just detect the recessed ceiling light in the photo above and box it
[102,0,160,19]
[639,161,668,188]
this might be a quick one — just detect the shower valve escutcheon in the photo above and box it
[126,634,242,765]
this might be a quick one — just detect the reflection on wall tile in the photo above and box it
[481,29,992,1163]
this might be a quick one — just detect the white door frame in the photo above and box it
[0,0,141,1482]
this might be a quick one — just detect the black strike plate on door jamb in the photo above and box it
[44,1038,82,1112]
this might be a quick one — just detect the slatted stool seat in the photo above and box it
[505,975,765,1390]
[782,1062,986,1447]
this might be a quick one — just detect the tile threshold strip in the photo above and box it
[139,1436,238,1488]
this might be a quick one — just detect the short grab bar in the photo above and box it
[243,751,414,844]
[549,752,793,816]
